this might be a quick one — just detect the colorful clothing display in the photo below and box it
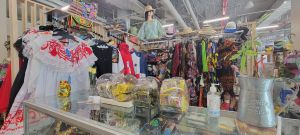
[138,19,165,41]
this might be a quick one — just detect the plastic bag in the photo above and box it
[160,77,189,113]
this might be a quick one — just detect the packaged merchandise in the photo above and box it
[96,73,137,102]
[133,77,159,106]
[96,73,123,99]
[133,77,160,120]
[160,77,189,113]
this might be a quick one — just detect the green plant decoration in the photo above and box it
[230,39,261,72]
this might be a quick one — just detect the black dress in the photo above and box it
[91,41,113,78]
[6,39,28,114]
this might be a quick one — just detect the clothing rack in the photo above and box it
[108,30,141,46]
[140,38,182,51]
[46,9,108,40]
[109,29,138,39]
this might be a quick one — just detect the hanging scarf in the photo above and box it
[202,40,209,72]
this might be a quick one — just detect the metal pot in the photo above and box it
[237,76,276,127]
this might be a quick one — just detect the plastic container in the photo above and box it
[207,84,220,129]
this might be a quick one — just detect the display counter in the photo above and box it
[24,91,300,135]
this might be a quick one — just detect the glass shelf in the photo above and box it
[24,91,300,135]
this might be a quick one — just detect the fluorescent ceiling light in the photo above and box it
[245,1,254,9]
[256,25,279,30]
[61,5,70,11]
[162,24,174,28]
[210,34,223,38]
[203,16,229,24]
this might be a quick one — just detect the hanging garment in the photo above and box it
[6,58,28,115]
[0,64,12,113]
[118,42,135,76]
[186,42,199,79]
[6,36,30,115]
[196,40,203,73]
[134,51,147,77]
[0,30,97,135]
[172,43,181,77]
[131,52,140,78]
[137,19,165,40]
[216,40,236,92]
[201,39,209,72]
[112,48,124,74]
[179,44,187,78]
[91,41,113,78]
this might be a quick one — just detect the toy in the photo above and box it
[57,80,71,97]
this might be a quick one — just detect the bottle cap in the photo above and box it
[200,75,204,86]
[210,84,217,93]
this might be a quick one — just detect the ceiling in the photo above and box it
[34,0,290,31]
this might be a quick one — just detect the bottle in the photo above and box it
[207,84,220,130]
[198,75,205,107]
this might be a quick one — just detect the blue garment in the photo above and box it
[135,51,147,75]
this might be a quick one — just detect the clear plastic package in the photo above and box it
[160,77,189,113]
[111,74,137,102]
[96,73,123,99]
[133,77,160,121]
[96,74,137,102]
[133,77,159,106]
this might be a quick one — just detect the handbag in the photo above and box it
[68,15,93,30]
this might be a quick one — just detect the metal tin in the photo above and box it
[237,76,276,127]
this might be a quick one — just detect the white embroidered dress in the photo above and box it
[0,30,97,135]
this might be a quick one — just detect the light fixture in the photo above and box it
[256,25,279,30]
[203,16,230,24]
[162,24,174,28]
[210,34,223,38]
[61,5,70,11]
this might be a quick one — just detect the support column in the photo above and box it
[0,0,7,61]
[23,0,28,31]
[291,0,300,50]
[9,0,19,81]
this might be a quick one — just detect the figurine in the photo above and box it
[58,80,71,97]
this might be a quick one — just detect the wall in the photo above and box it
[0,0,8,62]
[291,0,300,50]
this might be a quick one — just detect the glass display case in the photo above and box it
[24,91,300,135]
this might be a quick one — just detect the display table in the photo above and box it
[24,91,300,135]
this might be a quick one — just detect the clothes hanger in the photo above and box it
[39,25,54,31]
[53,28,78,43]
